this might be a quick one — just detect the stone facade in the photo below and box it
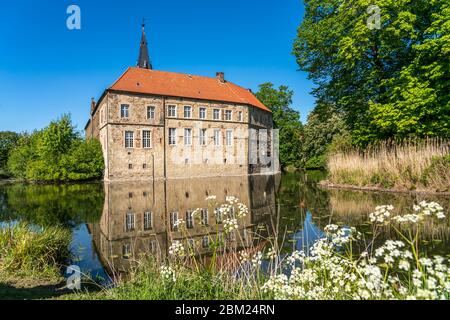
[86,89,277,181]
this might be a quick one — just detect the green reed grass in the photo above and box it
[0,222,71,279]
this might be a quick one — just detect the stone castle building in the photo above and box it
[85,25,276,181]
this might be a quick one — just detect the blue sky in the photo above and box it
[0,0,315,133]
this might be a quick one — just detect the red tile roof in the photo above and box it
[109,67,271,112]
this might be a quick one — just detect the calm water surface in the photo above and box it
[0,172,449,282]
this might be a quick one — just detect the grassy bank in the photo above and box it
[63,259,267,300]
[0,222,72,299]
[327,139,450,192]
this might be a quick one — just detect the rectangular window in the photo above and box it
[214,129,221,146]
[170,212,179,231]
[184,106,192,118]
[201,209,209,226]
[142,130,152,149]
[125,213,135,232]
[226,130,233,146]
[238,111,243,122]
[184,128,192,146]
[121,104,129,118]
[199,107,207,119]
[168,105,177,117]
[199,129,207,146]
[213,109,220,120]
[186,211,194,229]
[128,164,133,170]
[202,236,209,248]
[144,212,153,231]
[224,110,232,121]
[125,131,134,148]
[147,106,155,119]
[122,244,131,259]
[215,208,222,224]
[168,128,177,145]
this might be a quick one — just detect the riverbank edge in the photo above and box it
[0,272,70,300]
[318,180,450,196]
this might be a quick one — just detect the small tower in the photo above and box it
[137,22,152,69]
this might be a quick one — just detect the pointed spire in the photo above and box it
[137,20,152,69]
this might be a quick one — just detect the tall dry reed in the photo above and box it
[327,138,450,191]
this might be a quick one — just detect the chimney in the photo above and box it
[247,88,253,93]
[90,98,96,115]
[216,72,225,83]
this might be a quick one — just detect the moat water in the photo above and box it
[0,172,449,284]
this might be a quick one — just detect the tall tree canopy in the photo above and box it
[256,83,303,168]
[0,131,20,176]
[294,0,450,146]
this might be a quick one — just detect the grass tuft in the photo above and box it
[0,222,71,279]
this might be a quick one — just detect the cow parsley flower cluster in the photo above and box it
[218,203,233,216]
[374,240,412,267]
[261,215,450,301]
[168,241,185,257]
[251,251,263,268]
[160,266,176,283]
[239,251,250,263]
[223,217,239,233]
[237,203,249,218]
[369,201,446,226]
[173,218,185,229]
[226,196,239,205]
[266,247,277,260]
[369,205,393,224]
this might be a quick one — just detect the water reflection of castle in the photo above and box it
[89,175,280,273]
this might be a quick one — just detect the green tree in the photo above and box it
[293,0,450,146]
[7,133,38,179]
[61,139,105,181]
[255,83,303,168]
[0,131,20,176]
[37,114,78,162]
[7,115,104,182]
[300,104,350,169]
